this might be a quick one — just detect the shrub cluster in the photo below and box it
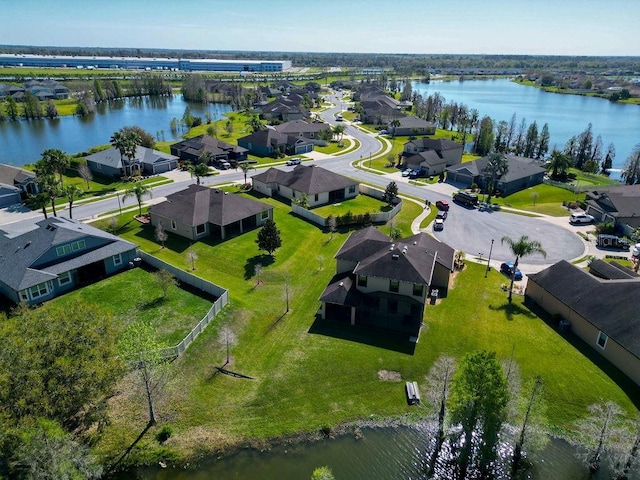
[331,211,373,226]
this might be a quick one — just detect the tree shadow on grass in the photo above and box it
[244,254,274,280]
[105,423,152,475]
[488,301,538,321]
[137,296,167,311]
[308,315,416,355]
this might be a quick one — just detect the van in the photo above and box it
[453,191,479,207]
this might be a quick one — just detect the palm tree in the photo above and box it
[482,152,509,201]
[38,175,60,217]
[110,129,140,176]
[189,163,209,185]
[62,184,83,219]
[123,183,152,216]
[26,192,50,219]
[389,118,401,138]
[547,149,571,180]
[501,235,547,303]
[40,149,70,184]
[238,161,253,185]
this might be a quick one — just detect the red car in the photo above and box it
[435,200,450,211]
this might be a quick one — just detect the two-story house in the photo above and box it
[319,227,455,337]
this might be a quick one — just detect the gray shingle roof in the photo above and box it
[335,226,391,262]
[0,217,137,291]
[86,146,178,169]
[528,260,640,357]
[171,135,247,158]
[446,154,546,182]
[585,185,640,218]
[149,184,272,227]
[252,165,358,195]
[319,273,362,306]
[0,164,35,186]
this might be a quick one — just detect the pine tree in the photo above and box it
[256,219,282,256]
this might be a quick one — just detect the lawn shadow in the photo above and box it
[525,299,640,408]
[137,296,167,311]
[105,422,152,475]
[488,300,537,321]
[244,254,275,280]
[308,316,416,355]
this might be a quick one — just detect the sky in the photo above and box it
[1,0,638,56]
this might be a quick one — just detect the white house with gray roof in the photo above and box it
[0,217,137,305]
[85,146,178,178]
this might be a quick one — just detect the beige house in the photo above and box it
[319,227,455,337]
[526,260,640,386]
[252,165,359,208]
[149,184,273,241]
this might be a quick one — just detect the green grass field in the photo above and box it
[493,184,580,216]
[312,194,391,217]
[89,191,638,464]
[47,268,214,346]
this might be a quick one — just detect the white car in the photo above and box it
[286,158,302,166]
[632,243,640,257]
[570,212,595,224]
[401,168,412,177]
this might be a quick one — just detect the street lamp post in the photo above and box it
[485,239,495,278]
[369,152,372,168]
[116,191,122,215]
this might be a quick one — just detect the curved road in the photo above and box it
[69,91,584,272]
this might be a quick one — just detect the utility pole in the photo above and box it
[485,239,495,278]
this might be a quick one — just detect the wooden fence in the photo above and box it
[138,251,229,359]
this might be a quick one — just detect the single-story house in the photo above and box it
[252,165,359,208]
[388,116,436,136]
[526,260,640,386]
[446,154,546,196]
[319,226,455,336]
[149,184,273,241]
[0,217,138,305]
[273,120,331,146]
[403,138,463,168]
[170,134,248,166]
[0,164,39,203]
[238,128,314,157]
[86,146,179,178]
[584,185,640,229]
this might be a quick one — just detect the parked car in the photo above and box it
[453,191,479,207]
[570,212,595,224]
[632,243,640,257]
[596,234,630,250]
[286,158,302,166]
[377,129,388,135]
[434,218,444,231]
[436,210,447,221]
[500,262,523,281]
[409,169,426,179]
[219,160,231,170]
[401,168,412,177]
[435,200,450,211]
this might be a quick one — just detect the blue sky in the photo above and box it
[1,0,637,56]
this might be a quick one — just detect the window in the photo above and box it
[113,253,123,266]
[29,281,50,300]
[261,210,269,220]
[196,224,206,235]
[58,271,72,286]
[357,275,367,287]
[171,220,177,230]
[413,284,424,297]
[597,331,608,349]
[19,290,29,302]
[387,299,398,313]
[56,240,86,256]
[314,194,319,202]
[389,279,399,293]
[349,185,356,194]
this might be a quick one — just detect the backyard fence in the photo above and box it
[138,251,229,359]
[291,184,402,227]
[543,178,593,193]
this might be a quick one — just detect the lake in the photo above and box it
[412,78,640,176]
[0,96,232,166]
[116,425,630,480]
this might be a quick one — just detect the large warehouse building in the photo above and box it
[0,54,292,72]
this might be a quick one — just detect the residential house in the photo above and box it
[584,185,640,230]
[237,128,314,157]
[355,85,405,125]
[0,164,39,204]
[401,138,464,175]
[273,120,331,146]
[526,260,640,386]
[388,116,436,136]
[24,79,70,99]
[319,227,455,336]
[0,217,138,305]
[170,135,248,166]
[255,94,309,122]
[86,146,179,178]
[252,164,359,208]
[149,184,273,241]
[445,154,546,196]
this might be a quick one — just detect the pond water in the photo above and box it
[0,96,232,166]
[412,78,640,176]
[115,425,632,480]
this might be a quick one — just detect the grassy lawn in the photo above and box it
[492,184,580,216]
[90,192,638,464]
[45,268,214,346]
[312,194,391,217]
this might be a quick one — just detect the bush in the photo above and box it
[156,425,173,444]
